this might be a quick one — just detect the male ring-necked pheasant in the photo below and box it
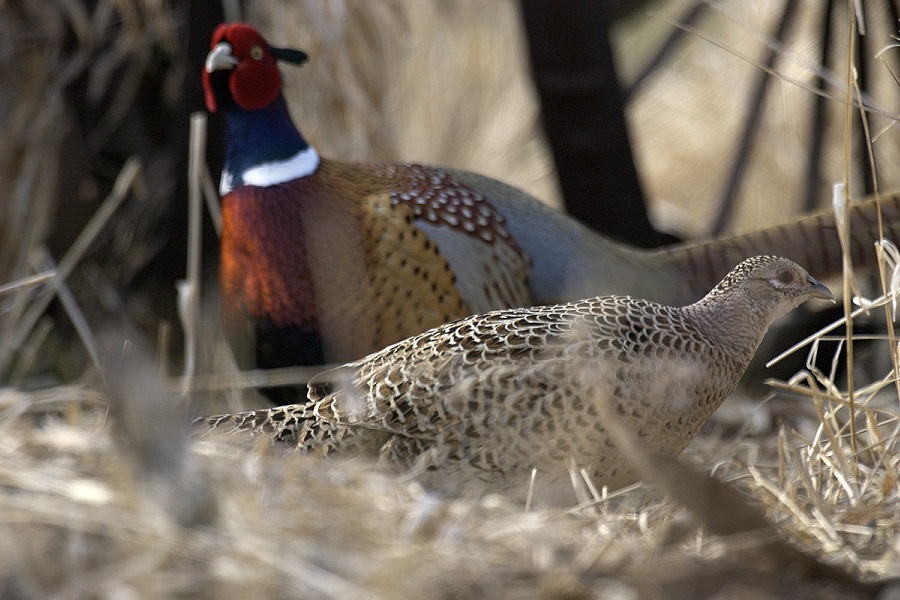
[203,23,895,388]
[199,256,833,499]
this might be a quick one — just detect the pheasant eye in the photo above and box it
[776,270,794,284]
[250,45,264,60]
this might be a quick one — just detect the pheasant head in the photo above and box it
[203,23,317,196]
[203,22,308,113]
[687,256,834,363]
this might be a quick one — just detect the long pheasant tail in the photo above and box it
[658,191,900,303]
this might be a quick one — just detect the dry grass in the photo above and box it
[0,358,895,598]
[1,1,900,598]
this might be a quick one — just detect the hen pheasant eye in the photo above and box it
[776,270,795,284]
[250,45,264,60]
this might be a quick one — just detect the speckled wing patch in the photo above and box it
[357,191,470,350]
[379,164,533,313]
[387,165,514,243]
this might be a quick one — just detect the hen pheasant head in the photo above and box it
[705,255,832,303]
[691,255,834,354]
[203,22,308,113]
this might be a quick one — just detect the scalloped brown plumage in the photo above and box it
[199,256,833,500]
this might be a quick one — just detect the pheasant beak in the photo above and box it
[206,42,239,73]
[806,276,835,303]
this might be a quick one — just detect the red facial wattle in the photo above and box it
[203,22,283,113]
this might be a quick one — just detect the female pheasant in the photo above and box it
[203,22,896,389]
[199,256,833,500]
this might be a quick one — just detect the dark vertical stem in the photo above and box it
[802,0,834,212]
[624,2,708,100]
[710,0,801,236]
[519,0,678,247]
[855,8,875,196]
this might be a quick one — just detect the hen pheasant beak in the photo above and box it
[206,42,239,73]
[806,276,834,302]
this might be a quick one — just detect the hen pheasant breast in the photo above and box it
[200,256,833,497]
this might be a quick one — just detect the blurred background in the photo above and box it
[0,0,898,388]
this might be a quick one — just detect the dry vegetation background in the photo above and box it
[0,0,899,598]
